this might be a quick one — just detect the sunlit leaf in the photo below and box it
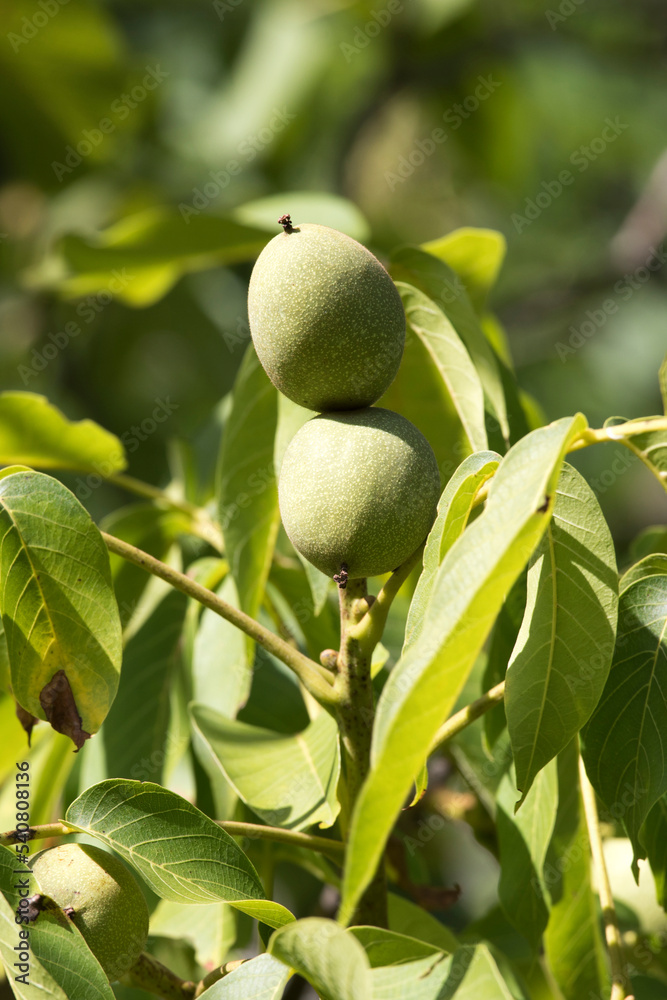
[386,893,459,953]
[506,463,618,802]
[190,705,340,831]
[396,282,487,453]
[234,192,370,242]
[66,779,294,927]
[0,392,125,475]
[582,573,667,870]
[391,246,510,446]
[218,346,280,636]
[421,227,506,314]
[55,209,272,306]
[269,918,371,1000]
[496,761,558,950]
[620,554,667,594]
[340,415,586,924]
[544,742,609,999]
[404,450,500,651]
[191,575,251,719]
[370,943,514,1000]
[0,471,122,741]
[199,952,291,999]
[621,418,667,495]
[149,898,236,972]
[349,926,443,966]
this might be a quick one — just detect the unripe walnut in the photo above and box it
[31,843,149,982]
[278,407,440,579]
[248,222,405,411]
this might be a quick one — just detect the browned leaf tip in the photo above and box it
[39,670,91,752]
[15,702,39,746]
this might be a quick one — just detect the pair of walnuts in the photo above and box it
[249,219,441,581]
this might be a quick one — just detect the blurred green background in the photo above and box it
[0,0,665,551]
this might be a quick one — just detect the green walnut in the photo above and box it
[278,407,440,579]
[31,843,149,982]
[248,221,405,411]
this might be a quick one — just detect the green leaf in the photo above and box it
[379,310,468,479]
[234,192,370,242]
[396,282,487,453]
[544,742,609,1000]
[0,616,9,694]
[421,227,506,314]
[199,952,291,999]
[349,927,443,966]
[630,525,667,562]
[404,451,501,651]
[190,705,340,831]
[642,794,667,911]
[582,573,667,870]
[55,209,272,306]
[620,554,667,594]
[386,893,459,953]
[623,420,667,494]
[0,848,68,1000]
[0,845,114,999]
[369,943,514,1000]
[218,346,280,633]
[102,589,187,782]
[191,575,252,719]
[496,760,558,950]
[483,573,527,750]
[65,779,294,928]
[391,246,510,445]
[236,647,310,735]
[269,918,371,1000]
[149,898,236,971]
[340,415,586,924]
[506,463,618,802]
[0,466,32,481]
[0,392,125,475]
[0,471,122,739]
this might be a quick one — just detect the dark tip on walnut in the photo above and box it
[333,564,349,590]
[278,214,293,233]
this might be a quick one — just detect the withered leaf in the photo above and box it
[39,670,91,751]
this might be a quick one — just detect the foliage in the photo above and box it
[0,221,666,998]
[1,2,667,998]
